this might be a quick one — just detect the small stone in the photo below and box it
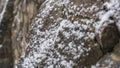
[96,23,120,54]
[111,40,120,61]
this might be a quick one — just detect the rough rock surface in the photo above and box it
[12,0,45,64]
[95,41,120,68]
[17,0,107,68]
[95,23,120,54]
[0,0,45,67]
[0,0,14,67]
[0,0,120,68]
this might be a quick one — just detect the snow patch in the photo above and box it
[19,0,98,68]
[0,44,2,48]
[0,0,9,24]
[95,0,120,33]
[94,0,120,67]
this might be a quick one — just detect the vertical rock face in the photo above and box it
[12,0,37,63]
[12,0,45,64]
[0,0,14,67]
[0,0,120,68]
[0,0,45,67]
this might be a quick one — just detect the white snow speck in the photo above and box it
[0,44,2,48]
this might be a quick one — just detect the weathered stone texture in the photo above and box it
[1,0,120,68]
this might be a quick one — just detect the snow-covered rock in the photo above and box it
[18,0,105,68]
